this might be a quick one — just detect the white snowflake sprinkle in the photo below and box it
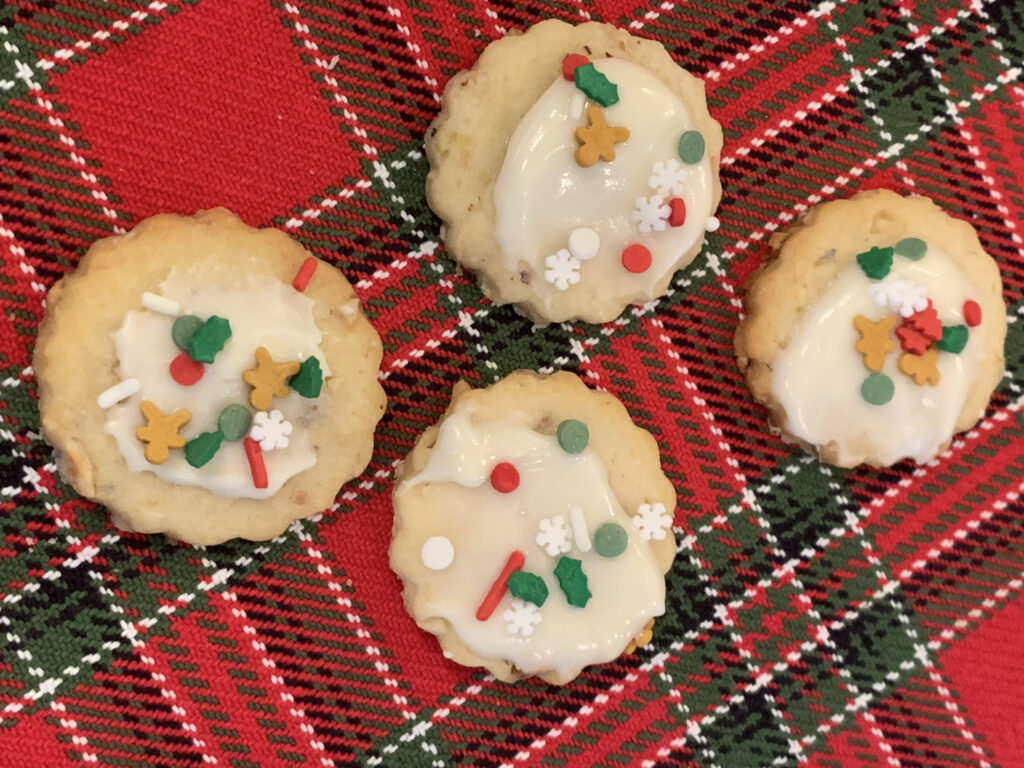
[868,277,929,317]
[543,249,581,291]
[633,195,670,234]
[647,159,688,196]
[249,409,293,451]
[536,515,572,556]
[502,598,542,637]
[632,502,672,541]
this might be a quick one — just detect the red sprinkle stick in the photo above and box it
[292,257,318,292]
[476,550,526,621]
[244,437,268,489]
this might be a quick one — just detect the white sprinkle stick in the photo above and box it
[141,292,181,316]
[96,379,141,409]
[569,506,591,553]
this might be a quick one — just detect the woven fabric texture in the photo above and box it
[1,1,1023,766]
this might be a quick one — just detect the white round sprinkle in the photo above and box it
[568,227,600,261]
[96,378,140,409]
[705,216,721,233]
[141,291,181,316]
[421,536,455,570]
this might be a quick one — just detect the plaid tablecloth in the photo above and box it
[1,1,1022,766]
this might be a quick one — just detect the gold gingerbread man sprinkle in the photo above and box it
[243,347,301,411]
[853,313,898,372]
[574,106,630,168]
[135,400,192,465]
[624,618,655,655]
[898,347,941,386]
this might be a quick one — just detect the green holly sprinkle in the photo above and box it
[553,556,591,608]
[184,430,224,468]
[507,571,548,607]
[217,404,252,442]
[187,316,232,363]
[171,315,203,351]
[556,419,589,454]
[936,324,968,354]
[677,130,705,165]
[894,237,927,261]
[593,523,628,558]
[856,246,894,280]
[574,63,619,107]
[290,356,323,398]
[860,373,894,406]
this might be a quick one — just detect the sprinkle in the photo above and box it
[292,257,318,292]
[668,198,687,228]
[136,400,192,465]
[502,598,542,637]
[507,571,548,607]
[476,550,525,621]
[561,53,588,81]
[898,348,941,386]
[553,556,591,608]
[421,536,455,571]
[860,373,894,406]
[573,62,618,106]
[895,324,930,356]
[217,404,252,442]
[856,246,894,280]
[169,351,205,386]
[568,227,600,261]
[568,506,591,553]
[906,303,942,342]
[633,194,670,233]
[141,292,181,316]
[853,314,898,372]
[632,502,672,540]
[963,300,982,327]
[171,315,203,351]
[894,237,927,261]
[244,437,268,489]
[648,159,688,196]
[621,244,652,274]
[243,347,301,411]
[556,419,589,454]
[289,356,323,398]
[594,523,628,558]
[96,378,140,409]
[187,316,232,364]
[705,216,721,233]
[575,106,629,167]
[249,409,293,451]
[490,461,519,493]
[184,430,224,468]
[677,130,705,164]
[544,249,582,290]
[536,515,572,556]
[936,324,968,354]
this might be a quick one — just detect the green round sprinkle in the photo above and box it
[171,315,203,351]
[677,130,705,165]
[184,430,224,468]
[936,324,968,354]
[573,62,619,107]
[593,523,628,558]
[856,246,894,280]
[217,404,252,442]
[556,419,589,454]
[290,356,323,399]
[894,237,927,261]
[187,315,232,364]
[553,556,591,608]
[861,373,894,406]
[507,571,548,607]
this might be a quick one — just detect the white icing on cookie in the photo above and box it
[106,269,330,498]
[772,247,984,466]
[493,58,714,310]
[399,406,665,679]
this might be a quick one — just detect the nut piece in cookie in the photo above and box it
[426,19,723,325]
[389,371,677,684]
[33,209,386,544]
[735,190,1006,468]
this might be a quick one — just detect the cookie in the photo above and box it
[735,190,1006,467]
[34,209,386,545]
[390,371,676,684]
[426,19,722,325]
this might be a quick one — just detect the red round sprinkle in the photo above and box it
[621,244,652,274]
[963,300,982,327]
[490,462,519,493]
[169,351,205,386]
[668,198,687,228]
[562,53,588,81]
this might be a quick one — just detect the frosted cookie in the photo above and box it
[426,19,722,325]
[735,190,1006,468]
[390,371,676,684]
[34,209,386,544]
